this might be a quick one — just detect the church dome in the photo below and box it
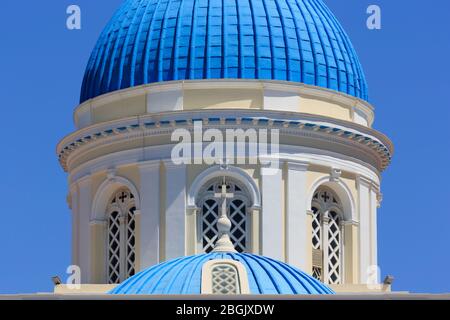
[109,252,334,295]
[81,0,368,103]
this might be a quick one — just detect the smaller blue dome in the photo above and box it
[110,253,334,295]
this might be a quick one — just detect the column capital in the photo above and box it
[248,207,261,214]
[163,159,187,170]
[89,219,107,227]
[356,175,380,191]
[138,160,161,172]
[356,175,372,188]
[285,160,309,172]
[259,156,281,168]
[119,215,126,224]
[341,220,359,227]
[260,164,281,177]
[187,206,199,215]
[76,174,92,187]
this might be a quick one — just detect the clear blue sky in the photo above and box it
[0,0,449,294]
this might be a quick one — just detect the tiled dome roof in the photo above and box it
[81,0,368,103]
[109,253,334,295]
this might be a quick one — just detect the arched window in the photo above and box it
[201,260,250,294]
[311,188,343,285]
[107,189,136,284]
[211,264,240,295]
[198,179,250,253]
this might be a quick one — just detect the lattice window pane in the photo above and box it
[311,189,343,285]
[202,199,219,253]
[106,189,137,284]
[229,199,247,253]
[311,206,321,250]
[312,266,322,281]
[327,211,341,284]
[108,211,121,284]
[126,206,136,278]
[211,264,240,295]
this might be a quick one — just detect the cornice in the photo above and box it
[62,108,390,151]
[58,111,393,173]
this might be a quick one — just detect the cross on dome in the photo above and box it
[212,178,237,253]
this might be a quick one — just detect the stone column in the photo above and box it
[76,175,92,283]
[305,210,314,274]
[138,161,161,269]
[164,161,187,260]
[261,165,283,260]
[133,210,142,273]
[322,214,330,283]
[285,161,309,270]
[370,183,379,281]
[186,207,199,256]
[249,208,261,255]
[89,220,107,283]
[357,176,372,284]
[69,183,80,270]
[343,221,359,284]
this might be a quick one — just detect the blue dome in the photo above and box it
[109,253,334,295]
[81,0,368,103]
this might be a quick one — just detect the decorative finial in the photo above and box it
[213,177,237,253]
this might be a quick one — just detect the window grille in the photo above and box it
[107,189,136,284]
[211,264,240,295]
[199,180,250,253]
[311,188,343,284]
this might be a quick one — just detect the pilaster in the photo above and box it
[76,174,93,283]
[164,161,187,260]
[138,161,161,269]
[356,175,372,284]
[260,165,283,260]
[285,161,309,269]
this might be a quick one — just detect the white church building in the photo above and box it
[55,0,394,295]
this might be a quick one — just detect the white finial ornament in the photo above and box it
[213,177,237,253]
